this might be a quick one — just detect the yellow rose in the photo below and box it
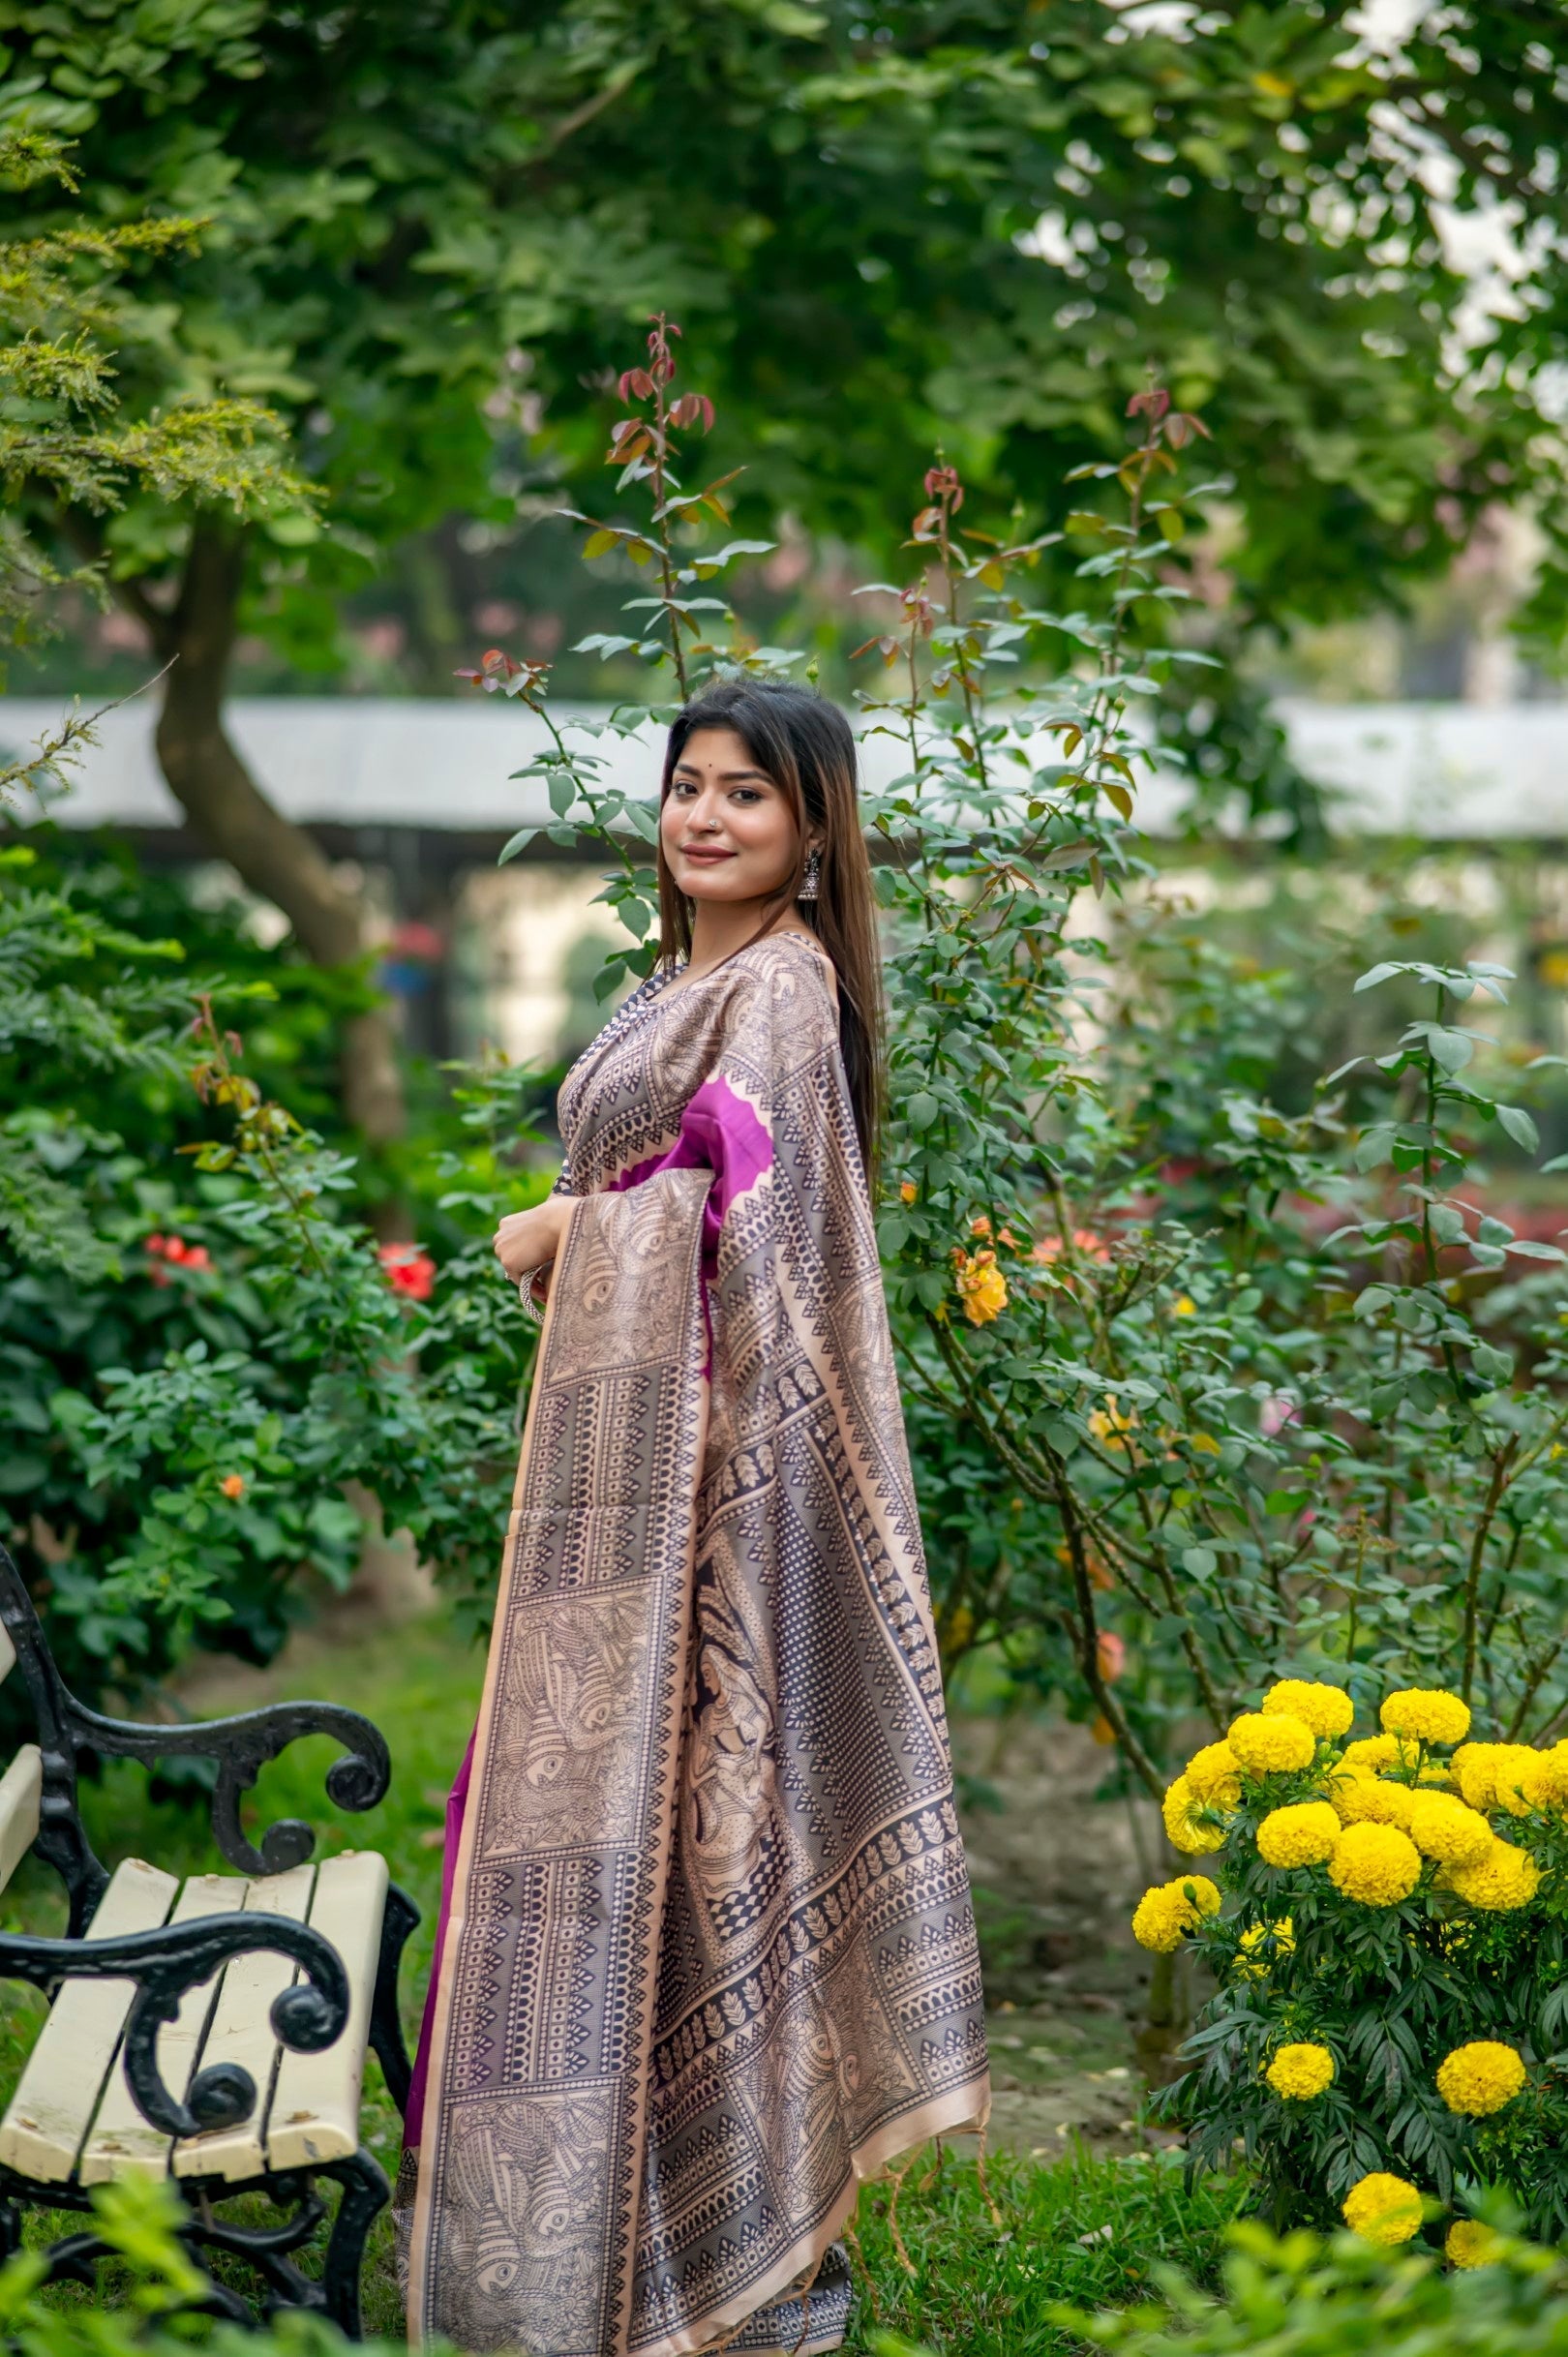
[1262,1679,1354,1739]
[1256,1800,1342,1868]
[954,1249,1008,1325]
[1380,1688,1471,1747]
[1227,1710,1315,1776]
[1407,1793,1493,1869]
[1265,2041,1335,2100]
[1436,2040,1526,2118]
[1447,1837,1542,1913]
[1328,1822,1422,1906]
[1342,2171,1424,2247]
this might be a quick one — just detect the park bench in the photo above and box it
[0,1539,418,2334]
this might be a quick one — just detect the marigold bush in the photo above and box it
[1138,1681,1568,2243]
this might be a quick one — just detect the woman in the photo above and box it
[403,679,989,2357]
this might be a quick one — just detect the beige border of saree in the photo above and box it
[407,938,989,2357]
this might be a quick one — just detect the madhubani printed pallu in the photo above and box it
[406,931,989,2357]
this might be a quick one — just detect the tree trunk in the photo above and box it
[145,524,406,1145]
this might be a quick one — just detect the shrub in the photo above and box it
[1139,1678,1568,2241]
[0,2174,391,2354]
[1053,2217,1568,2357]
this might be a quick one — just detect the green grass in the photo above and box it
[849,2143,1245,2354]
[0,1610,1243,2345]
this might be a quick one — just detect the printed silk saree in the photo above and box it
[405,931,989,2357]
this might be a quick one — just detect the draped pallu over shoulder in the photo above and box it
[407,935,989,2357]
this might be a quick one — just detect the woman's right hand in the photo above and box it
[493,1196,572,1287]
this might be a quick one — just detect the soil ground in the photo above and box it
[950,1715,1188,2161]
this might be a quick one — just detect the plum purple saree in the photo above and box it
[403,931,989,2356]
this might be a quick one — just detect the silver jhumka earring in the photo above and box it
[799,846,822,901]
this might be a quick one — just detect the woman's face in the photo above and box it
[661,727,804,905]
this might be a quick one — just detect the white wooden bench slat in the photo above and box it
[0,1858,179,2184]
[0,1622,15,1686]
[266,1851,387,2171]
[171,1862,317,2184]
[79,1873,248,2184]
[0,1745,42,1896]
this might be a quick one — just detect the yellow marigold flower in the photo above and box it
[1436,2040,1527,2117]
[1342,1733,1402,1771]
[1131,1875,1220,1953]
[1162,1772,1226,1856]
[954,1248,1008,1326]
[1519,1742,1568,1813]
[1227,1710,1315,1776]
[1448,1837,1542,1913]
[1328,1767,1415,1830]
[1186,1740,1242,1807]
[1265,2041,1335,2100]
[1256,1800,1342,1868]
[1263,1679,1354,1739]
[1174,1294,1196,1315]
[1381,1688,1471,1747]
[1328,1821,1422,1906]
[1342,2172,1424,2247]
[1408,1793,1494,1869]
[1446,2220,1504,2270]
[1489,1744,1539,1818]
[1235,1918,1294,1979]
[1452,1742,1502,1810]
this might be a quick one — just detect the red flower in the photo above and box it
[378,1242,436,1302]
[219,1473,246,1500]
[145,1233,212,1282]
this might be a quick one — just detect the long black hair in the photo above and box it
[657,677,885,1182]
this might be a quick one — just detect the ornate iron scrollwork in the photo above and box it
[0,1541,391,1929]
[0,1912,347,2140]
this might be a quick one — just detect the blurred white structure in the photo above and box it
[5,693,1567,840]
[4,694,1566,1065]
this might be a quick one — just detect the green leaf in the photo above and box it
[1495,1103,1539,1153]
[906,1092,939,1132]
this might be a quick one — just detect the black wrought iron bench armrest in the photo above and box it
[0,1912,349,2142]
[0,1539,392,1925]
[65,1692,391,1878]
